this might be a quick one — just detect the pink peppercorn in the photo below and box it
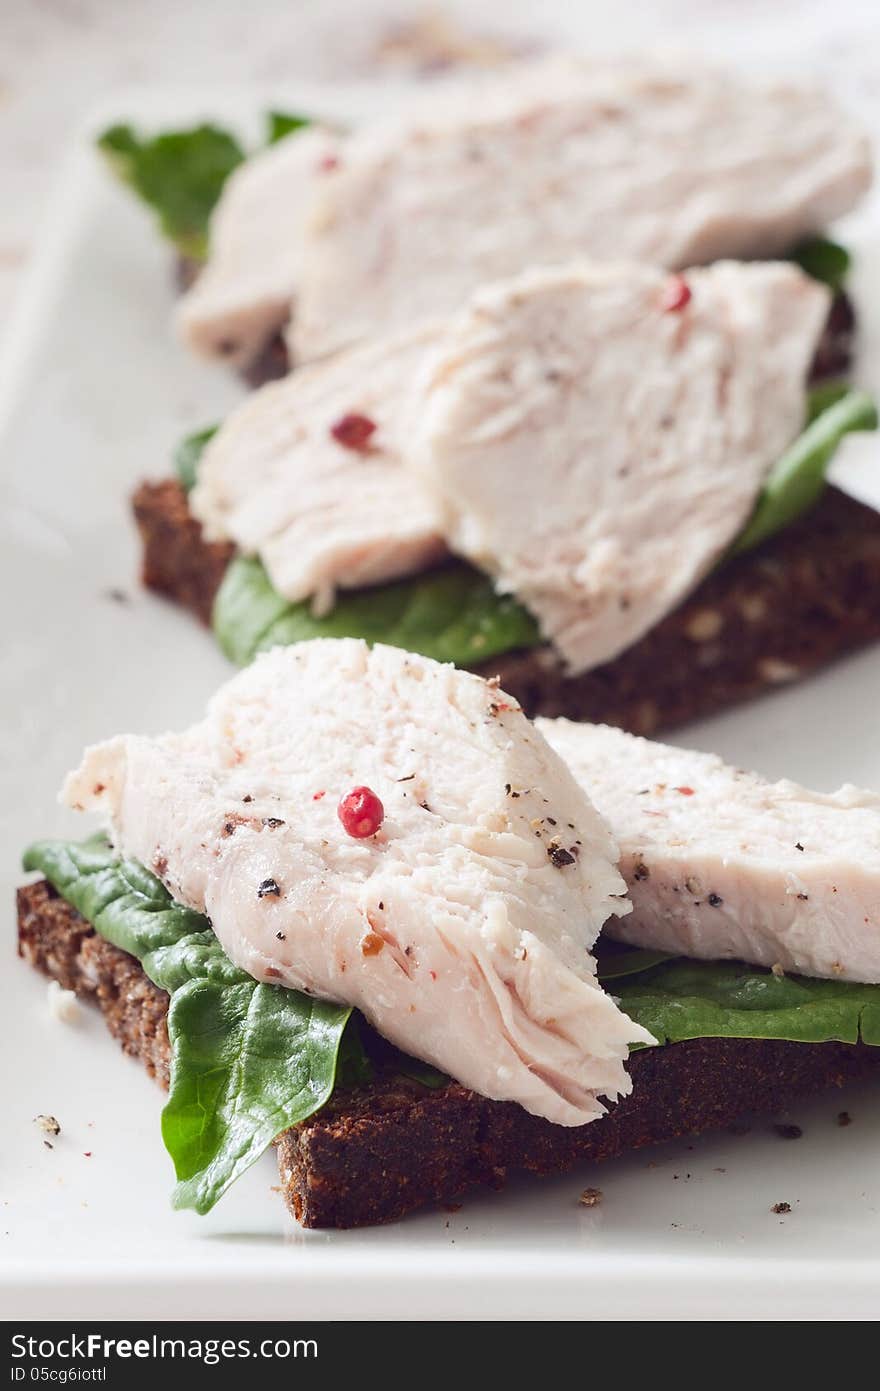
[331,413,376,451]
[660,275,692,312]
[338,786,385,838]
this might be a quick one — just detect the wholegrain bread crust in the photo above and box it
[133,480,880,735]
[18,880,879,1228]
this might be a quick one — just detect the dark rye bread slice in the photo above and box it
[132,479,880,736]
[18,879,880,1229]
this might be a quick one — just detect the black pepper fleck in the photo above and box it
[549,846,576,868]
[795,842,804,852]
[707,892,723,907]
[262,817,285,829]
[633,862,650,881]
[257,878,281,899]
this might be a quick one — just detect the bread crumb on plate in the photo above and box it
[579,1187,603,1207]
[47,979,80,1023]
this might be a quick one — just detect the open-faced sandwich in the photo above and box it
[135,257,878,733]
[103,55,880,734]
[18,641,880,1227]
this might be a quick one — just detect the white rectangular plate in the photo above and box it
[3,86,880,1321]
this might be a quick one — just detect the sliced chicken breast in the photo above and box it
[62,641,652,1126]
[190,326,447,613]
[541,719,880,984]
[412,260,829,673]
[291,56,869,360]
[176,125,342,369]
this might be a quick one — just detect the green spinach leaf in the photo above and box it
[23,835,352,1215]
[731,387,877,556]
[612,956,880,1048]
[805,379,850,423]
[594,943,678,981]
[212,553,540,668]
[175,425,218,493]
[266,111,313,144]
[790,236,851,292]
[97,124,245,260]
